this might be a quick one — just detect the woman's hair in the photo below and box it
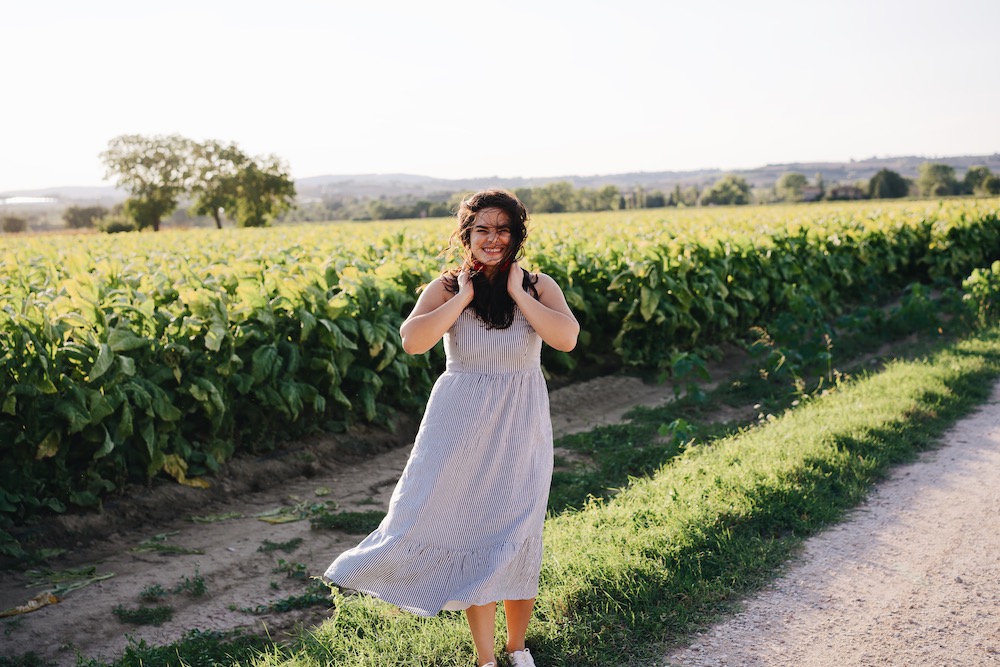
[442,188,538,329]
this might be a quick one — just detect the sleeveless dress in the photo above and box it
[323,306,554,616]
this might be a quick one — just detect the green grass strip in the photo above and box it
[243,329,1000,666]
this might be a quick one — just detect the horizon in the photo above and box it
[3,151,997,198]
[3,0,999,193]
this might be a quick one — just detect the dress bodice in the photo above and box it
[444,308,542,374]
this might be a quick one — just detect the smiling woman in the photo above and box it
[325,188,580,667]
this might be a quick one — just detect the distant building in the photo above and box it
[801,186,823,202]
[828,185,866,201]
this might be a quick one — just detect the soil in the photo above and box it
[3,354,997,667]
[663,381,1000,667]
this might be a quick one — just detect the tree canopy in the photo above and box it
[100,134,192,231]
[775,172,809,202]
[868,169,909,199]
[700,174,751,206]
[917,162,958,197]
[100,134,295,231]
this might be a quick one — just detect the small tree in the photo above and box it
[2,214,29,233]
[963,166,993,195]
[63,205,108,229]
[700,174,751,206]
[869,169,909,199]
[982,174,1000,196]
[917,162,958,197]
[775,172,809,202]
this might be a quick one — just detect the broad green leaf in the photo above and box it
[640,287,660,321]
[89,344,114,382]
[35,431,61,460]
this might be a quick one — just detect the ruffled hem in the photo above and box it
[324,530,543,617]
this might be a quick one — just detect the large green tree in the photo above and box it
[700,174,751,206]
[868,169,909,199]
[917,162,958,197]
[189,140,251,228]
[100,134,193,231]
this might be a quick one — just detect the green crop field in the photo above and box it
[2,198,999,551]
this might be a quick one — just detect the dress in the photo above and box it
[323,306,554,617]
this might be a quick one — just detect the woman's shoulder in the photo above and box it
[529,270,563,292]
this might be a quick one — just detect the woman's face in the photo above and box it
[468,207,513,271]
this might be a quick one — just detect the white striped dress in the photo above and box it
[323,306,553,616]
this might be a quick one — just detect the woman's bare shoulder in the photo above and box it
[531,270,563,292]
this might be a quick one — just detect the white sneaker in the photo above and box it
[508,648,536,667]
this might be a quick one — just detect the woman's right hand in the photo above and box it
[456,270,474,305]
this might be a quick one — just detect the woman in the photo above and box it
[324,189,579,667]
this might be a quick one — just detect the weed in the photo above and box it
[234,579,331,615]
[310,510,386,534]
[272,559,307,579]
[258,537,304,554]
[112,604,174,626]
[0,652,53,667]
[74,628,277,667]
[174,567,208,597]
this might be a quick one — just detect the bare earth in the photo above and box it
[664,382,1000,667]
[3,370,998,666]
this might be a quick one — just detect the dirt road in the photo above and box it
[664,382,1000,667]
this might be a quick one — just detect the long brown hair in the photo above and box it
[442,189,538,329]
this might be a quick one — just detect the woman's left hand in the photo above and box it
[506,261,524,297]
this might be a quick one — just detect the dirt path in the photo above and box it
[663,381,1000,667]
[0,372,681,666]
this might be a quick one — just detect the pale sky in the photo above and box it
[3,0,999,192]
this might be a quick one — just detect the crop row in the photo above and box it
[1,198,999,536]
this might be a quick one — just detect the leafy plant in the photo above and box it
[112,604,174,626]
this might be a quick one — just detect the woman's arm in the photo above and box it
[508,263,580,352]
[399,274,473,355]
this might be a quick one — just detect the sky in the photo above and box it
[3,0,999,192]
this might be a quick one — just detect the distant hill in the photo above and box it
[4,154,999,204]
[276,154,1000,199]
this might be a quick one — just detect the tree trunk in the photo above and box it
[213,210,223,229]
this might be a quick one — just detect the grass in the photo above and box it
[310,509,387,534]
[254,325,1000,666]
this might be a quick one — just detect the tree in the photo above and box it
[869,169,909,199]
[982,174,1000,196]
[100,134,193,231]
[678,185,700,207]
[2,214,28,233]
[775,172,809,202]
[230,155,296,227]
[917,162,958,197]
[189,140,250,229]
[700,174,751,206]
[532,182,575,213]
[63,205,108,229]
[963,166,993,195]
